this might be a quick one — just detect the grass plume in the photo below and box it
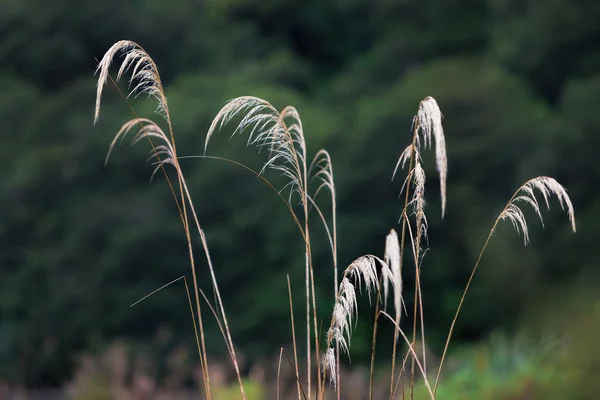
[434,176,577,395]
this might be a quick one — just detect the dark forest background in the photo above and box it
[1,0,599,394]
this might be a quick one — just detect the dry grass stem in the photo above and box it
[434,176,577,396]
[204,96,321,398]
[94,40,248,400]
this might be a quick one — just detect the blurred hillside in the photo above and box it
[0,0,598,390]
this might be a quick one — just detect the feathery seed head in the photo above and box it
[205,97,307,205]
[499,176,576,245]
[309,150,335,202]
[417,97,447,217]
[384,229,403,319]
[104,118,174,178]
[393,97,447,220]
[326,255,388,364]
[322,348,337,387]
[412,161,428,243]
[392,145,415,181]
[324,255,388,388]
[95,40,168,125]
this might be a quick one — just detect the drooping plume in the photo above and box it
[205,97,307,205]
[498,176,576,245]
[323,255,391,386]
[95,40,169,125]
[384,229,403,320]
[417,97,447,217]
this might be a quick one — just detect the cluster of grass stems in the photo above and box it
[94,40,576,399]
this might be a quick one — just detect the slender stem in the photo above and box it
[333,199,339,400]
[380,311,435,400]
[305,233,312,400]
[432,224,497,395]
[288,275,302,400]
[180,176,246,399]
[391,119,419,400]
[302,155,321,399]
[409,255,421,400]
[410,217,423,400]
[369,279,383,400]
[103,73,212,398]
[432,188,522,395]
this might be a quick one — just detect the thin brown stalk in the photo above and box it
[182,277,206,390]
[281,349,309,400]
[181,155,306,241]
[277,348,284,400]
[276,347,310,400]
[395,209,426,400]
[369,278,384,400]
[433,177,576,396]
[99,68,212,398]
[380,311,435,400]
[409,225,423,400]
[303,185,320,399]
[288,275,302,400]
[392,350,411,399]
[432,222,493,397]
[391,118,419,400]
[183,189,245,397]
[309,149,338,399]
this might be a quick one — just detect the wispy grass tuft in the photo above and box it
[434,176,577,396]
[323,255,390,384]
[94,40,247,400]
[499,176,576,245]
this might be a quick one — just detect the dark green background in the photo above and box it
[1,0,598,387]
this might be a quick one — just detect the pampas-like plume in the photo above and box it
[324,255,391,386]
[411,160,428,245]
[397,155,429,245]
[204,97,307,204]
[204,96,322,398]
[95,40,169,125]
[434,176,576,396]
[394,97,447,219]
[498,176,576,244]
[418,97,447,217]
[383,229,403,321]
[104,118,175,175]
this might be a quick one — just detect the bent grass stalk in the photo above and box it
[94,40,246,399]
[433,176,576,396]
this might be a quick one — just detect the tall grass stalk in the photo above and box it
[205,98,340,398]
[389,97,447,400]
[433,176,576,396]
[94,40,246,399]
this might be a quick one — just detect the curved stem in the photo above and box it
[180,155,306,242]
[432,186,522,395]
[432,224,496,395]
[103,73,212,397]
[380,311,435,400]
[369,279,383,400]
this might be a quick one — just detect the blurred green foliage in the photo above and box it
[411,293,600,399]
[0,0,598,388]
